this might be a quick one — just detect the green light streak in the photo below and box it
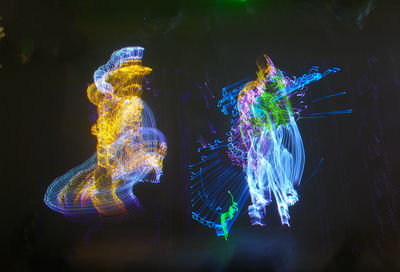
[251,75,293,132]
[220,191,239,240]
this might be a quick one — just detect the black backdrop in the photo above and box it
[2,0,400,271]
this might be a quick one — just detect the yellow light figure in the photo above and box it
[44,47,167,221]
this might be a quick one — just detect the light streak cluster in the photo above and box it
[229,55,307,226]
[190,54,348,239]
[45,47,167,221]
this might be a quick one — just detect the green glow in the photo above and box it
[252,76,292,132]
[221,0,248,3]
[220,191,239,240]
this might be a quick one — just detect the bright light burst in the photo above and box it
[45,47,167,222]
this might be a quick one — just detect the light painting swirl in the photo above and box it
[190,54,349,239]
[44,47,167,222]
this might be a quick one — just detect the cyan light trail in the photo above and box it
[191,54,350,239]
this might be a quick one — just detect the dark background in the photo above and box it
[2,0,400,271]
